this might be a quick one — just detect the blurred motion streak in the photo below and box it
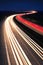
[3,13,43,65]
[4,15,32,65]
[16,13,43,35]
[10,15,43,60]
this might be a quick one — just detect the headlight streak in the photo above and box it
[3,24,11,65]
[10,25,31,65]
[9,16,32,65]
[4,16,32,65]
[4,19,19,65]
[9,15,43,60]
[9,28,29,65]
[8,27,24,65]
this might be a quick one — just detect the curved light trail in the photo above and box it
[3,12,43,65]
[16,13,43,35]
[10,15,43,60]
[4,15,32,65]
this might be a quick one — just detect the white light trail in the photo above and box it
[4,18,20,65]
[3,25,11,65]
[4,15,32,65]
[9,15,43,60]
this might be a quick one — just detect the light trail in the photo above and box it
[3,12,43,65]
[16,14,43,35]
[9,15,43,60]
[5,18,23,65]
[3,24,11,65]
[4,15,32,65]
[4,20,19,65]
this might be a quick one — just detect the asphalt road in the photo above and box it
[0,14,43,65]
[0,22,8,65]
[15,12,43,48]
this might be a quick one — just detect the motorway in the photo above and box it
[0,12,43,65]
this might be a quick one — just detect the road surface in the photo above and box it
[0,13,43,65]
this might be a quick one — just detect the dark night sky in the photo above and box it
[0,0,43,11]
